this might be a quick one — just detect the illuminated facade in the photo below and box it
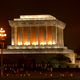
[6,15,76,65]
[8,15,65,48]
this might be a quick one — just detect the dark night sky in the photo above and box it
[0,0,80,53]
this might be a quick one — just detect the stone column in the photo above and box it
[57,28,64,47]
[37,26,39,45]
[14,26,17,45]
[44,26,46,45]
[30,25,31,45]
[11,27,14,45]
[46,26,47,45]
[22,27,24,45]
[61,29,64,46]
[52,26,53,45]
[56,26,58,46]
[52,26,56,45]
[57,27,62,47]
[58,28,61,46]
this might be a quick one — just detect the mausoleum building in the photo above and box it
[2,15,76,66]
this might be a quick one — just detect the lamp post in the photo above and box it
[0,28,6,77]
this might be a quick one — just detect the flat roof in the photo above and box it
[14,15,56,21]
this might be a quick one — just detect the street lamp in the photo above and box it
[0,28,7,77]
